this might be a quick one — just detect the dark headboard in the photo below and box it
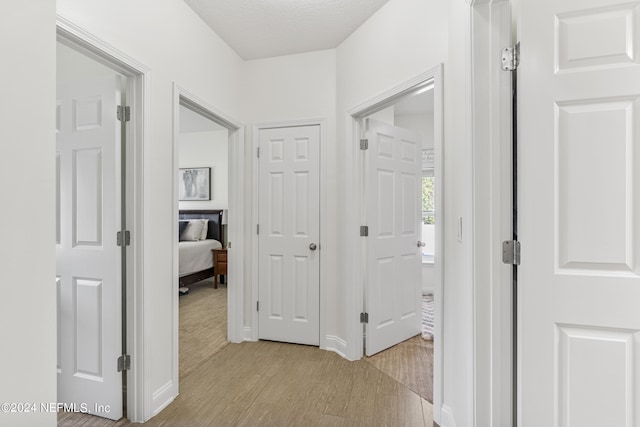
[179,210,224,243]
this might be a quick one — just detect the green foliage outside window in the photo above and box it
[422,175,435,224]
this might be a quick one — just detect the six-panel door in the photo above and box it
[56,75,123,420]
[365,118,422,356]
[519,0,640,425]
[258,125,320,346]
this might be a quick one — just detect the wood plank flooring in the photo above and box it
[178,281,228,381]
[59,279,434,426]
[365,335,433,403]
[129,342,432,426]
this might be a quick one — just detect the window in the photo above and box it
[422,170,435,262]
[422,174,435,224]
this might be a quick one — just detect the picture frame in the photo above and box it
[179,167,211,201]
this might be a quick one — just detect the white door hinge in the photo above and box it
[501,42,520,71]
[360,139,369,150]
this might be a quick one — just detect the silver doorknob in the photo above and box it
[309,243,317,251]
[417,241,425,247]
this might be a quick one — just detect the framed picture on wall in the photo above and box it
[179,167,211,201]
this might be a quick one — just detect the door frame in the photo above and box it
[346,64,444,418]
[56,15,150,423]
[468,0,514,426]
[250,119,328,346]
[171,84,246,391]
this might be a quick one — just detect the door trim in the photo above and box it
[250,119,327,347]
[56,15,150,423]
[468,0,513,426]
[171,84,246,392]
[346,64,444,419]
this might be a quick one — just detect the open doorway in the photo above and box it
[360,87,437,405]
[175,103,230,381]
[56,17,148,424]
[171,87,245,391]
[347,65,444,415]
[55,20,150,421]
[56,38,127,423]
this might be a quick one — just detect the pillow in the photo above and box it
[199,219,209,240]
[180,220,204,241]
[178,221,189,240]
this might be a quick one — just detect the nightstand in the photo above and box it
[212,248,227,289]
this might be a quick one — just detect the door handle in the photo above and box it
[309,243,317,251]
[417,241,425,248]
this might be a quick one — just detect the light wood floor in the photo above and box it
[178,280,228,381]
[366,335,433,403]
[59,280,434,426]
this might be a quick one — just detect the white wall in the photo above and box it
[239,50,337,338]
[0,1,57,426]
[56,0,243,419]
[179,130,229,211]
[241,50,336,124]
[395,113,434,149]
[368,105,395,124]
[57,41,117,83]
[422,263,435,294]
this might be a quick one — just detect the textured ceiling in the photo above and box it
[184,0,391,60]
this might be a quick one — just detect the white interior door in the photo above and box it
[365,118,422,356]
[519,0,640,425]
[56,75,123,420]
[258,125,320,346]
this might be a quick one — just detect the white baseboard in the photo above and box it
[151,380,175,417]
[440,405,457,427]
[324,335,348,359]
[242,326,256,341]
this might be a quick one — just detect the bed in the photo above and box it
[179,210,224,288]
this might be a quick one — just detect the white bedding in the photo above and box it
[179,239,222,276]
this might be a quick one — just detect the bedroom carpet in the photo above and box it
[178,278,228,381]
